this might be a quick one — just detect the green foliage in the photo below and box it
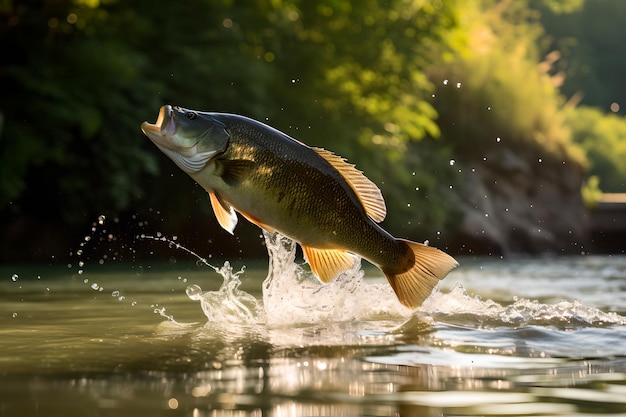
[0,0,461,237]
[0,1,162,222]
[538,0,626,113]
[429,0,586,170]
[2,0,625,257]
[566,106,626,192]
[581,175,602,208]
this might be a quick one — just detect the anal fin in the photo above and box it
[302,246,356,283]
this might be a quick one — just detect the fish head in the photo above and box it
[141,105,230,174]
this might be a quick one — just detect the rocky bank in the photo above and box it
[447,145,590,255]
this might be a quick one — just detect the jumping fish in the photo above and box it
[141,105,458,309]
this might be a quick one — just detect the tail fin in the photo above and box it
[384,239,458,309]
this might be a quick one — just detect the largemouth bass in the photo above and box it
[141,105,458,309]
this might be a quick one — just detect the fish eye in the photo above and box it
[185,112,197,120]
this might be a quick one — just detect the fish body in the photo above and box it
[142,105,458,309]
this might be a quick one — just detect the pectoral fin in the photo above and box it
[302,245,356,283]
[218,159,257,187]
[209,192,238,234]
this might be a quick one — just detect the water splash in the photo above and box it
[261,231,407,326]
[186,262,263,324]
[150,230,625,329]
[422,282,626,328]
[183,231,406,327]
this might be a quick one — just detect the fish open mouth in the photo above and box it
[141,105,175,140]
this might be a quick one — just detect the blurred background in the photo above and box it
[1,0,625,262]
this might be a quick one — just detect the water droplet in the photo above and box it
[538,158,542,163]
[456,82,462,88]
[91,283,99,291]
[443,79,449,85]
[112,290,120,297]
[12,312,17,318]
[98,215,105,225]
[78,270,84,275]
[131,301,137,307]
[496,137,501,142]
[11,274,18,282]
[118,296,125,301]
[449,159,455,166]
[168,398,179,410]
[186,284,203,300]
[78,261,84,267]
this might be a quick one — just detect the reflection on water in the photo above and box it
[1,230,626,416]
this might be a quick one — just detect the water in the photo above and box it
[1,231,626,416]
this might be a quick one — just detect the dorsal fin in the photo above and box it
[313,147,386,222]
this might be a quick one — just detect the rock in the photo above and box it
[448,147,591,255]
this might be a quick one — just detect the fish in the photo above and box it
[141,105,458,309]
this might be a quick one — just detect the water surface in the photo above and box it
[1,232,625,416]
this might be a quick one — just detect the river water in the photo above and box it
[1,231,625,416]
